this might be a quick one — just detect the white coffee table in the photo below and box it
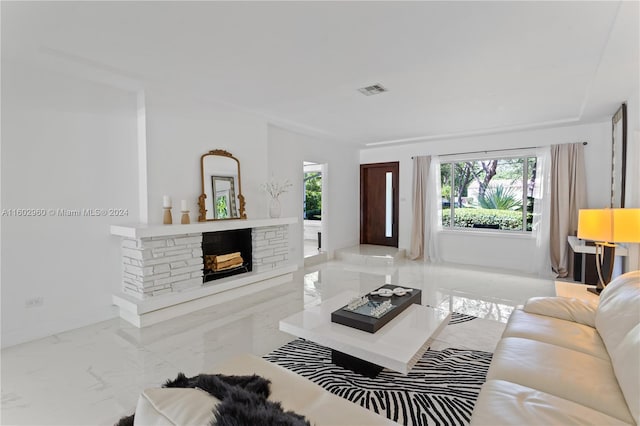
[279,290,451,375]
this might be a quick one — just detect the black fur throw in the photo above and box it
[211,384,310,426]
[115,373,310,426]
[164,372,271,400]
[114,414,133,426]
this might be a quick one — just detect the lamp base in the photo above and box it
[587,287,602,296]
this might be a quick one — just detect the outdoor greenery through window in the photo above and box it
[440,156,537,232]
[215,195,229,219]
[304,171,322,220]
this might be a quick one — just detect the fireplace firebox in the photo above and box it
[202,229,252,283]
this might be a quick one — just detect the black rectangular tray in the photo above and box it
[331,285,422,333]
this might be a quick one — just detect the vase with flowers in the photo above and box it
[261,178,292,218]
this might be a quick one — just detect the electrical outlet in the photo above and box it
[25,297,44,308]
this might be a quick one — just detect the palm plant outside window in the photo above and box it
[440,157,537,232]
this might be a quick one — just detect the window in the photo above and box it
[440,156,537,232]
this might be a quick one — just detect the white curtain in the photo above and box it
[408,155,441,261]
[426,156,442,262]
[532,147,554,277]
[409,156,430,259]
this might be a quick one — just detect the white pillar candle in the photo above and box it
[163,195,171,208]
[181,199,188,211]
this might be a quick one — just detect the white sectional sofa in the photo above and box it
[471,270,640,425]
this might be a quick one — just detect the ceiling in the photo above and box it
[2,1,638,146]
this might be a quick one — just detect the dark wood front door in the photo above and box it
[360,162,399,247]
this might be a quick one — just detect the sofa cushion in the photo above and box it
[502,308,608,360]
[211,353,398,425]
[487,337,634,424]
[610,323,640,425]
[134,387,218,426]
[523,296,597,327]
[596,271,640,353]
[596,270,640,424]
[471,379,632,426]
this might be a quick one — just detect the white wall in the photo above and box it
[144,91,268,224]
[1,67,278,348]
[267,125,360,266]
[1,60,139,347]
[360,122,611,274]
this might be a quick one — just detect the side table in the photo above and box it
[567,236,627,285]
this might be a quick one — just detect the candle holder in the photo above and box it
[163,207,173,225]
[181,210,190,224]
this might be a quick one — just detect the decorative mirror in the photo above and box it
[611,103,627,208]
[198,150,246,221]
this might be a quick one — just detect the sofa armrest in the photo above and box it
[134,388,219,426]
[523,297,597,328]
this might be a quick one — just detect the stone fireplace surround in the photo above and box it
[110,217,297,327]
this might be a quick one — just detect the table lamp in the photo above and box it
[577,208,640,294]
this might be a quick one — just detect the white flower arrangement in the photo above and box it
[261,178,292,199]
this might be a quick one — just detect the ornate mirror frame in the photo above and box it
[611,103,627,208]
[198,149,247,221]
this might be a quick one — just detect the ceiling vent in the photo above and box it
[357,84,388,96]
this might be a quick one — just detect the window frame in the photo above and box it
[439,151,537,235]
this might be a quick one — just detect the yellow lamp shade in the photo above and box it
[578,209,611,241]
[612,208,640,242]
[578,209,640,243]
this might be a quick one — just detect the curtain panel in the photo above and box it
[409,156,441,261]
[549,143,587,278]
[409,156,430,259]
[532,147,554,277]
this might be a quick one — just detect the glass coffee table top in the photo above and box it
[342,298,397,318]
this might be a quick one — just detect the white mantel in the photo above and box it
[111,217,298,327]
[110,217,297,239]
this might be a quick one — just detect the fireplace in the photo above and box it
[202,228,252,283]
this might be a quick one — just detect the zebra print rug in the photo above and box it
[264,312,495,426]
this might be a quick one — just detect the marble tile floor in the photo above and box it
[334,244,406,266]
[2,255,561,426]
[304,257,557,322]
[303,239,320,258]
[303,239,327,267]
